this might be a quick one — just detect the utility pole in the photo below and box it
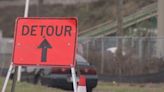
[116,0,124,76]
[116,0,123,56]
[116,0,123,36]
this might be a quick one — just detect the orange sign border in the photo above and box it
[12,17,78,67]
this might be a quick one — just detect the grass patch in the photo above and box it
[0,77,64,92]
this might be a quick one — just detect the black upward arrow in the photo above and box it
[38,39,52,62]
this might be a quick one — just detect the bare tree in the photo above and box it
[116,0,123,55]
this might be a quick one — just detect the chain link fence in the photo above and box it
[1,37,164,82]
[0,34,12,77]
[78,37,164,76]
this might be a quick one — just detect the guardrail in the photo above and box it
[79,3,157,37]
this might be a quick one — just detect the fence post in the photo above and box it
[100,38,104,74]
[86,41,89,61]
[139,38,143,62]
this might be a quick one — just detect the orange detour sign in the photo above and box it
[12,18,77,66]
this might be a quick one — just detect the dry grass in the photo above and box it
[94,82,164,92]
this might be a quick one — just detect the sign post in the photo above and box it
[24,0,30,17]
[71,66,78,92]
[1,63,14,92]
[17,0,30,82]
[11,66,18,92]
